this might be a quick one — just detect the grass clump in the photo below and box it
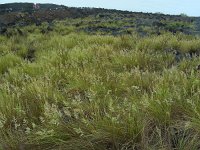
[0,54,22,74]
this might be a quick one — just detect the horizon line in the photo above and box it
[0,2,199,17]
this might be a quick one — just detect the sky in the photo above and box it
[0,0,199,17]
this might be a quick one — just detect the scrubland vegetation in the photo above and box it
[0,20,200,150]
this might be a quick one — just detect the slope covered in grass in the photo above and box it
[0,22,200,150]
[1,3,199,36]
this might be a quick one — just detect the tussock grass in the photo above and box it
[0,24,200,149]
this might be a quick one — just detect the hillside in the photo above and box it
[0,3,200,36]
[0,3,65,13]
[1,3,200,150]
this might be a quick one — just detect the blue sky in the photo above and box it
[1,0,199,16]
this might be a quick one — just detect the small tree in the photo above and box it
[180,13,188,17]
